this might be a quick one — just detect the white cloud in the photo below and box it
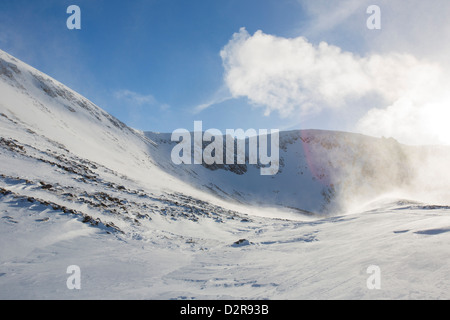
[221,28,363,117]
[356,80,450,145]
[219,28,450,145]
[221,29,435,114]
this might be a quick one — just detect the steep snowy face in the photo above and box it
[281,130,414,212]
[0,50,153,175]
[146,129,417,214]
[147,127,450,215]
[0,49,207,198]
[0,49,251,238]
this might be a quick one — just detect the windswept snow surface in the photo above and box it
[1,49,450,299]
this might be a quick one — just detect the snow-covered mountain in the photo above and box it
[0,49,255,229]
[146,130,405,214]
[1,49,450,300]
[146,127,450,215]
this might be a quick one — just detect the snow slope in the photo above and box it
[1,49,450,300]
[146,128,450,214]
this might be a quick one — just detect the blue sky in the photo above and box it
[0,0,308,132]
[1,0,450,145]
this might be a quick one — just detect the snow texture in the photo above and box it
[1,49,450,299]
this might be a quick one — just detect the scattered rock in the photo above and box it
[232,239,251,247]
[41,183,53,190]
[0,188,12,196]
[82,215,93,223]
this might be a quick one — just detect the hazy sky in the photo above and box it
[1,0,450,145]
